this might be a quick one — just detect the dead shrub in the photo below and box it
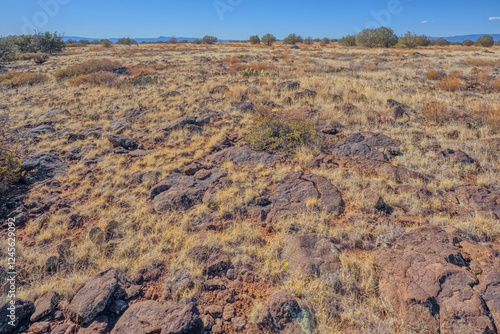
[466,100,500,132]
[0,71,49,87]
[422,99,447,123]
[54,59,122,79]
[126,64,158,76]
[466,59,497,67]
[425,69,445,80]
[439,77,462,92]
[364,63,376,71]
[472,68,490,83]
[67,71,122,87]
[222,56,239,63]
[492,78,500,92]
[448,70,463,79]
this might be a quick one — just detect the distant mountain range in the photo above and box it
[63,34,500,44]
[62,36,233,43]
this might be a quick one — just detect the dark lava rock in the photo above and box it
[277,81,300,90]
[151,168,227,212]
[256,291,315,334]
[207,146,276,168]
[107,134,139,151]
[0,299,34,334]
[20,153,67,184]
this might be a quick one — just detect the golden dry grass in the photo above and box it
[1,42,499,333]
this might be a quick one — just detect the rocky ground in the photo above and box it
[0,42,499,333]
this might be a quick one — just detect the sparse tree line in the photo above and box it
[338,28,495,48]
[1,28,497,65]
[247,28,495,48]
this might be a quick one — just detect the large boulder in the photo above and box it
[207,146,276,168]
[107,135,139,151]
[30,290,60,321]
[19,124,55,138]
[259,172,345,221]
[282,235,341,278]
[67,268,118,325]
[331,132,429,182]
[445,185,500,220]
[20,153,67,184]
[36,108,71,120]
[256,291,315,334]
[374,225,500,333]
[277,81,301,90]
[111,300,203,334]
[151,168,227,212]
[161,113,220,134]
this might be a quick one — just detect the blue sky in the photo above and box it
[1,0,499,39]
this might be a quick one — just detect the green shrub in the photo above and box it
[0,38,17,64]
[462,40,474,46]
[433,38,450,46]
[397,32,431,48]
[303,37,313,45]
[338,35,357,46]
[283,34,303,45]
[249,35,261,44]
[202,36,218,44]
[0,114,24,193]
[9,35,36,53]
[33,31,65,54]
[356,27,398,48]
[320,37,330,47]
[54,59,122,79]
[192,39,202,44]
[100,39,113,48]
[33,53,50,65]
[475,35,494,47]
[262,33,277,46]
[246,115,321,153]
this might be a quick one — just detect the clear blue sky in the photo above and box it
[1,0,499,39]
